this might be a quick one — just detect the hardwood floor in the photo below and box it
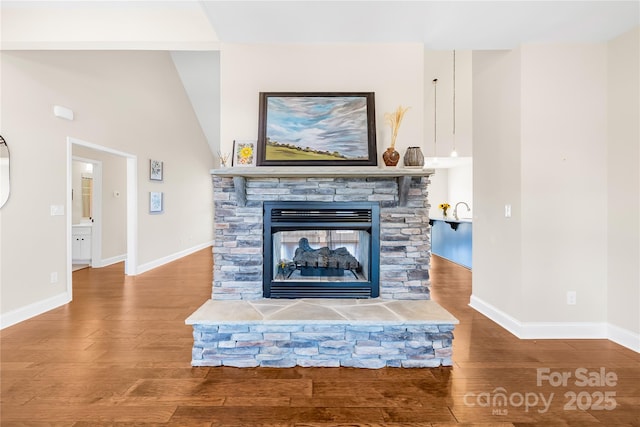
[1,248,639,426]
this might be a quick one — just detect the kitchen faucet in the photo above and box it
[454,202,471,220]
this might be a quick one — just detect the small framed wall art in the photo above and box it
[232,140,257,167]
[149,191,163,214]
[150,159,163,181]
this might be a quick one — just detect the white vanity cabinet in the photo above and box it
[72,225,92,263]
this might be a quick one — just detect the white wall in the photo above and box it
[428,169,449,219]
[219,43,425,163]
[520,43,607,323]
[0,50,214,324]
[427,162,473,220]
[607,28,640,340]
[423,49,474,222]
[170,51,221,161]
[448,163,473,217]
[471,49,523,319]
[1,2,219,50]
[424,50,473,158]
[471,35,639,350]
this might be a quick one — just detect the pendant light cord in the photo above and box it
[433,78,438,157]
[453,50,456,138]
[450,50,459,157]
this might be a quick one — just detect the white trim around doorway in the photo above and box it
[66,137,138,300]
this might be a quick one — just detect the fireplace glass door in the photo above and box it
[272,229,370,281]
[263,202,380,298]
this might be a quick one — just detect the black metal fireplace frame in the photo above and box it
[263,201,380,298]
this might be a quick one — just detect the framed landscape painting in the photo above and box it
[257,92,377,166]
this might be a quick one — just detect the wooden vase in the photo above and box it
[382,147,400,166]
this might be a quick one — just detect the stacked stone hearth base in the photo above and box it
[186,298,458,369]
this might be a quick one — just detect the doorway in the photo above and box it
[71,157,101,271]
[66,137,138,298]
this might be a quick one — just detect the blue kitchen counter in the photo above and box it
[430,218,472,269]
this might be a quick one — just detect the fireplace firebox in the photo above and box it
[263,201,380,298]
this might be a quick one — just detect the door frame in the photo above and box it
[66,137,138,296]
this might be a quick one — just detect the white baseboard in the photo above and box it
[607,323,640,353]
[136,241,213,275]
[0,292,71,330]
[93,254,127,268]
[469,294,638,353]
[0,244,212,329]
[469,294,526,338]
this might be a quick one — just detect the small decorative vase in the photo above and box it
[404,146,424,167]
[382,147,400,166]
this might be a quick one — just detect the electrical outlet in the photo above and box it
[567,291,576,305]
[50,272,58,284]
[504,204,512,218]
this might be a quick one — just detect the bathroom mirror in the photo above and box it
[82,176,93,218]
[0,135,10,208]
[72,160,94,223]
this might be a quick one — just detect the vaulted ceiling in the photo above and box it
[1,1,638,50]
[201,1,640,49]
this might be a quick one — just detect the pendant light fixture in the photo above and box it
[450,50,459,158]
[432,78,438,163]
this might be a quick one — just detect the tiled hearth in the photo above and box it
[186,167,459,368]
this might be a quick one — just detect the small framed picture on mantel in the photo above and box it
[232,140,257,167]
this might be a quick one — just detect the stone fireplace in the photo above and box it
[186,167,459,368]
[212,167,432,301]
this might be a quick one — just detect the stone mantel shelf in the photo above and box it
[211,167,434,207]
